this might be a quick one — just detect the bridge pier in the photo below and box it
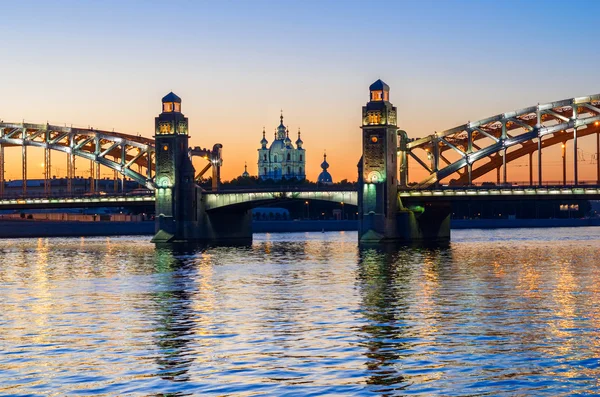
[359,80,450,244]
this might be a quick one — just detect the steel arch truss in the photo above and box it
[0,122,156,188]
[402,94,600,188]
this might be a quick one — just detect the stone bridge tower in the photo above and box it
[358,80,400,242]
[358,80,451,243]
[152,92,196,242]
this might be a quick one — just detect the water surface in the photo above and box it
[1,228,600,396]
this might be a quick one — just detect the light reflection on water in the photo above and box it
[1,228,600,395]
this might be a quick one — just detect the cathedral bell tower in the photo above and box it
[359,80,399,242]
[152,92,196,242]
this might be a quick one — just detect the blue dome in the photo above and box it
[162,92,181,103]
[369,79,389,91]
[318,171,332,183]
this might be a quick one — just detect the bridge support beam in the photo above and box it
[597,132,600,185]
[22,145,27,196]
[0,143,4,198]
[538,137,542,186]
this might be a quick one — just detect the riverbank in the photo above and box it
[0,218,599,238]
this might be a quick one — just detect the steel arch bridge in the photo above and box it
[400,94,600,189]
[0,122,222,196]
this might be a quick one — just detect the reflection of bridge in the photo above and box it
[2,84,599,243]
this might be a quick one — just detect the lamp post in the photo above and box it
[561,143,566,185]
[340,201,345,220]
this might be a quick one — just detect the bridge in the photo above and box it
[1,84,599,243]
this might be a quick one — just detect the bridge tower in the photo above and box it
[358,80,400,242]
[358,80,450,243]
[152,92,196,242]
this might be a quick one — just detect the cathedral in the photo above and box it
[258,113,306,180]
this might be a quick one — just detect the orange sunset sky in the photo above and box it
[1,1,599,184]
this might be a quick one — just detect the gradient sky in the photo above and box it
[1,0,600,183]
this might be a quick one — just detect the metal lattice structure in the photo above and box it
[0,122,221,197]
[401,95,600,188]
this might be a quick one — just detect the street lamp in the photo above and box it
[561,142,566,185]
[340,201,345,220]
[305,200,309,219]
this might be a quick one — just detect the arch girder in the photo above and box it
[406,95,600,187]
[0,122,156,188]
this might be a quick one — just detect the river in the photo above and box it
[1,228,600,396]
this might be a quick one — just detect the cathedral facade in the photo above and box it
[258,113,306,181]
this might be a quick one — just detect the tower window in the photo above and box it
[299,155,303,162]
[263,154,267,161]
[371,90,383,101]
[264,167,267,174]
[274,155,278,162]
[299,167,303,175]
[159,123,171,134]
[368,112,381,124]
[163,145,169,151]
[287,153,291,161]
[287,166,291,174]
[174,103,181,112]
[163,102,174,112]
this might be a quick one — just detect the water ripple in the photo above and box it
[1,229,600,395]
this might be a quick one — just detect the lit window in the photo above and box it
[371,90,383,101]
[163,102,173,112]
[368,112,381,124]
[163,145,169,151]
[159,123,171,134]
[371,135,378,143]
[174,103,181,112]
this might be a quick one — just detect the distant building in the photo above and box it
[241,162,250,178]
[257,113,306,181]
[317,152,333,185]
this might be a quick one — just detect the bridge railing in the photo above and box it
[0,190,154,201]
[202,185,357,194]
[401,180,600,191]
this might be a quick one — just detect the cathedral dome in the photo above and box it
[296,129,303,148]
[321,153,329,170]
[242,162,250,178]
[318,152,333,184]
[260,128,268,148]
[269,139,285,152]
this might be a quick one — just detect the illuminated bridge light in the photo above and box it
[466,190,477,195]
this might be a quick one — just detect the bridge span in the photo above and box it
[2,84,600,243]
